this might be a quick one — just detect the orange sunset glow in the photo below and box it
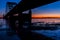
[0,15,3,19]
[32,13,60,19]
[32,13,60,23]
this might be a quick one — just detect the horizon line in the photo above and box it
[32,17,60,19]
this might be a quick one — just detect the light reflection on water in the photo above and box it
[32,19,60,23]
[0,19,20,40]
[32,19,60,40]
[1,19,60,40]
[32,29,60,40]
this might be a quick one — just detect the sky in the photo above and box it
[32,1,60,18]
[31,1,60,23]
[0,0,60,17]
[0,0,60,22]
[0,0,21,15]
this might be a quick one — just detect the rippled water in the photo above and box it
[1,19,60,40]
[32,19,60,23]
[32,19,60,40]
[32,29,60,40]
[0,19,20,40]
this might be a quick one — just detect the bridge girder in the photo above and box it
[4,0,58,18]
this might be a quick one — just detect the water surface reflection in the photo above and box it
[0,19,20,40]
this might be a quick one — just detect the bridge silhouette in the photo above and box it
[4,0,58,40]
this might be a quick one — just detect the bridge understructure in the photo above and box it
[4,0,58,40]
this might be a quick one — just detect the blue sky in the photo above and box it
[0,0,60,15]
[32,1,60,14]
[0,0,20,15]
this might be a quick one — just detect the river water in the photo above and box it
[32,19,60,40]
[32,19,60,23]
[1,18,60,40]
[0,19,20,40]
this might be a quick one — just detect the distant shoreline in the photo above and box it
[32,17,60,19]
